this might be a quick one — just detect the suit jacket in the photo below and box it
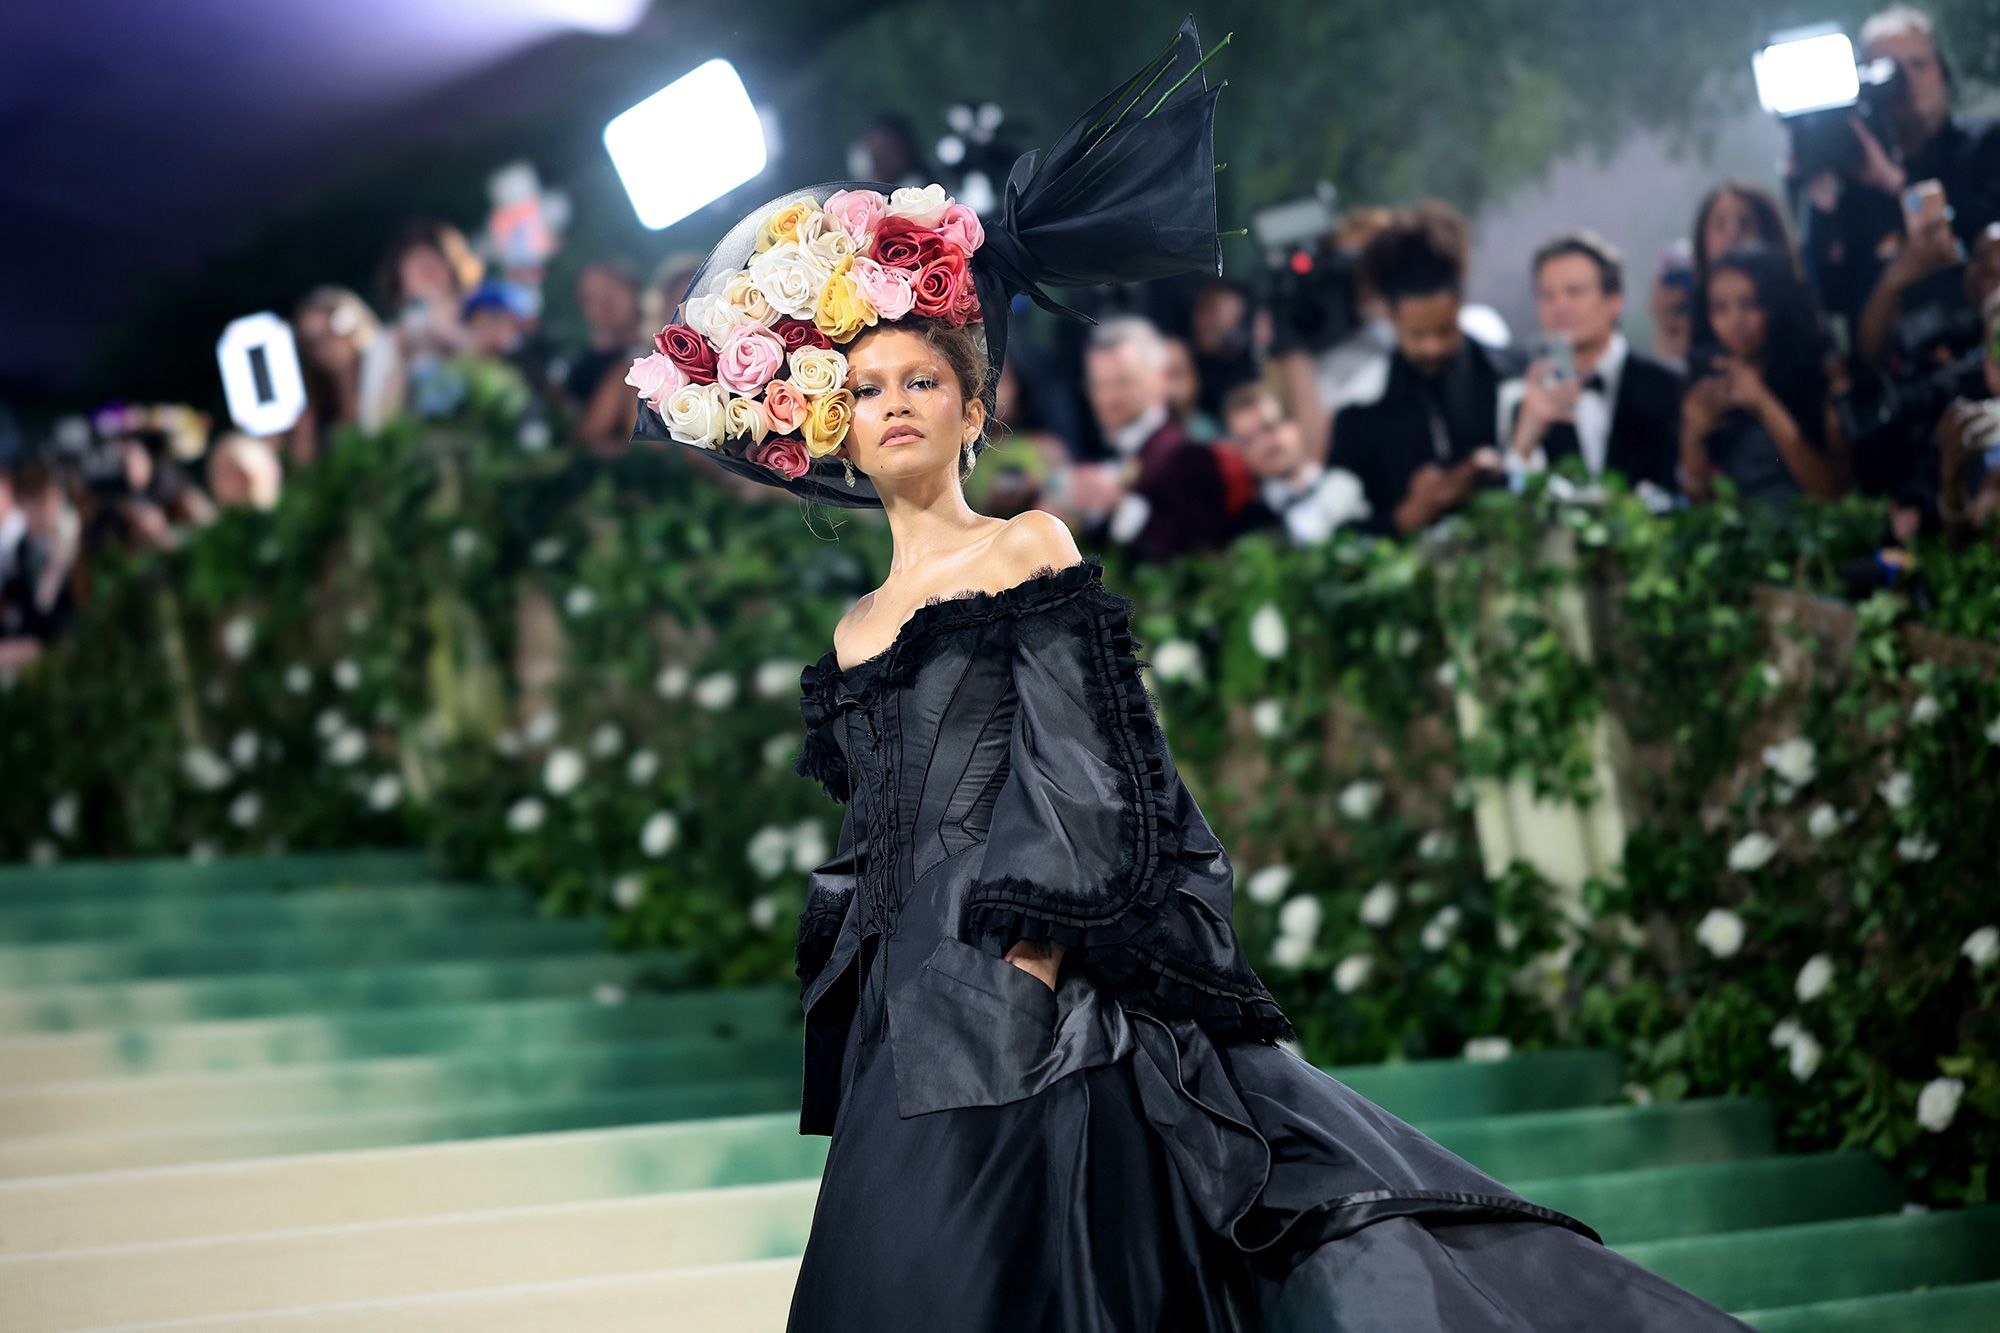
[1508,349,1683,494]
[1084,417,1247,563]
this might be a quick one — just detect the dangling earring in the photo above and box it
[963,436,977,475]
[841,452,857,488]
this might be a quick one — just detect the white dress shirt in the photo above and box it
[1502,331,1629,486]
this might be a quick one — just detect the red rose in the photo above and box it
[655,323,717,384]
[871,215,960,271]
[911,252,974,321]
[771,317,832,354]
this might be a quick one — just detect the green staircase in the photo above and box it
[0,853,1994,1331]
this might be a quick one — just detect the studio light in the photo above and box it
[604,59,767,230]
[1753,28,1861,117]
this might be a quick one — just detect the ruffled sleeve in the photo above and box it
[797,804,865,991]
[795,653,851,804]
[960,575,1296,1045]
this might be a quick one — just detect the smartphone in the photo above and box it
[1902,179,1947,229]
[1534,332,1575,387]
[1687,342,1727,382]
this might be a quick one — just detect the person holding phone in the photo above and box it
[1680,246,1846,504]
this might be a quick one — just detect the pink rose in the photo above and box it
[749,435,812,481]
[715,323,787,395]
[824,189,888,248]
[934,204,985,255]
[851,257,916,321]
[762,379,809,434]
[625,352,688,404]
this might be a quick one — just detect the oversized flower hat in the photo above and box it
[630,15,1231,509]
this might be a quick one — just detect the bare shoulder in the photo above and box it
[989,509,1082,586]
[833,589,878,644]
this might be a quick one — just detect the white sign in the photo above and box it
[216,313,306,437]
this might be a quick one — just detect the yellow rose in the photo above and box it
[814,265,879,343]
[801,389,855,458]
[755,199,820,254]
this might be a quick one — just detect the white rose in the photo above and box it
[523,711,560,746]
[1696,907,1746,958]
[764,731,798,769]
[1269,934,1312,970]
[48,793,78,838]
[1248,603,1288,659]
[640,810,679,858]
[722,395,770,446]
[315,709,345,740]
[507,797,546,834]
[1916,1076,1965,1132]
[322,730,366,769]
[1396,626,1421,658]
[789,818,830,873]
[1987,716,2000,747]
[542,747,585,797]
[718,268,780,326]
[1726,832,1777,873]
[1245,865,1293,905]
[654,664,691,699]
[530,537,564,566]
[1338,781,1383,821]
[221,614,257,661]
[886,183,950,226]
[756,659,800,698]
[1333,953,1374,994]
[800,212,862,272]
[627,749,660,785]
[787,346,849,396]
[611,873,647,911]
[518,419,552,452]
[366,774,403,810]
[1435,661,1460,690]
[1787,1030,1822,1081]
[1152,639,1202,683]
[1878,771,1913,810]
[1760,662,1783,690]
[180,747,233,791]
[1896,833,1939,863]
[1359,882,1399,926]
[1794,953,1834,1002]
[1962,926,1999,968]
[1807,804,1843,841]
[1420,905,1462,952]
[333,659,360,692]
[564,587,597,618]
[1418,830,1455,862]
[450,528,479,560]
[1276,894,1323,943]
[747,824,793,879]
[692,671,738,712]
[1250,698,1285,739]
[228,792,262,828]
[1464,1036,1513,1063]
[1910,694,1941,726]
[683,291,752,345]
[285,664,312,695]
[230,729,261,769]
[749,894,781,931]
[1760,737,1817,788]
[1769,1016,1803,1049]
[661,382,730,448]
[747,241,832,320]
[589,723,625,758]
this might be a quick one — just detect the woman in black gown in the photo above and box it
[630,20,1751,1330]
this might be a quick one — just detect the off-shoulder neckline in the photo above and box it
[815,554,1105,686]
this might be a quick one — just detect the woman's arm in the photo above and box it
[1733,367,1843,500]
[571,358,639,457]
[1678,384,1719,502]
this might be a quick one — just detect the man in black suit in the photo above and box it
[1502,231,1682,497]
[1330,202,1521,537]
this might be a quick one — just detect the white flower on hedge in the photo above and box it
[48,793,78,838]
[1269,933,1312,970]
[626,749,660,786]
[332,659,360,692]
[1917,1076,1965,1133]
[588,723,625,759]
[692,671,738,712]
[345,608,370,634]
[1760,737,1817,788]
[181,747,233,791]
[541,748,584,796]
[755,659,800,698]
[1795,953,1834,1003]
[284,664,312,695]
[748,894,781,931]
[1435,661,1460,690]
[654,664,691,700]
[1496,917,1523,950]
[1987,717,2000,746]
[450,528,478,560]
[1149,639,1198,685]
[1727,832,1777,873]
[506,797,546,834]
[790,819,830,872]
[221,614,257,661]
[1396,626,1422,658]
[530,537,563,566]
[228,792,262,828]
[1418,830,1455,862]
[493,729,522,758]
[1249,603,1288,660]
[611,873,647,911]
[1897,833,1939,863]
[1420,905,1462,952]
[1696,907,1745,958]
[316,708,345,740]
[592,982,626,1006]
[1333,953,1374,994]
[1464,1036,1513,1063]
[1962,926,1999,968]
[1806,804,1844,841]
[1245,865,1293,905]
[1250,698,1285,739]
[1276,894,1323,943]
[523,711,559,746]
[563,586,597,618]
[746,824,792,879]
[1787,1030,1823,1082]
[1878,771,1913,810]
[517,419,553,452]
[366,774,403,811]
[228,729,259,770]
[1910,694,1941,726]
[1359,882,1399,927]
[185,840,214,866]
[640,810,679,858]
[1338,780,1383,821]
[1759,662,1782,690]
[1769,1016,1803,1049]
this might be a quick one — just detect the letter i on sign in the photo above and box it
[216,312,307,437]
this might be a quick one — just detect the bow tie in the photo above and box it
[1581,372,1607,394]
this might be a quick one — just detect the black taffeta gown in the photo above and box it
[784,556,1750,1333]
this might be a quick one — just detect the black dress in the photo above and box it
[785,555,1749,1332]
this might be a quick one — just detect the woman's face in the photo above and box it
[398,244,457,303]
[1702,192,1759,267]
[297,307,358,375]
[843,327,981,488]
[577,267,639,341]
[1706,269,1767,360]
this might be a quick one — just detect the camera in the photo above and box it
[1753,27,1905,181]
[1254,188,1360,355]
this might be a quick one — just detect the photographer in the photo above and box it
[1329,202,1521,537]
[1798,7,2000,332]
[1936,289,2000,543]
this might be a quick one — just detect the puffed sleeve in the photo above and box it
[960,580,1296,1044]
[796,804,864,991]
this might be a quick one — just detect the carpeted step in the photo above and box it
[0,850,431,904]
[0,882,535,945]
[1516,1152,1902,1245]
[1324,1048,1622,1118]
[1426,1097,1774,1181]
[1740,1279,2000,1332]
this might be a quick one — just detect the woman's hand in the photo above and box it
[1004,937,1064,992]
[1715,356,1773,415]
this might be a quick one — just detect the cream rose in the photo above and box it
[720,269,780,326]
[886,183,949,226]
[800,212,862,273]
[748,241,832,320]
[661,382,729,447]
[787,345,849,396]
[682,291,751,346]
[722,394,771,446]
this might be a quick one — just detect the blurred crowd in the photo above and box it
[5,4,1997,676]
